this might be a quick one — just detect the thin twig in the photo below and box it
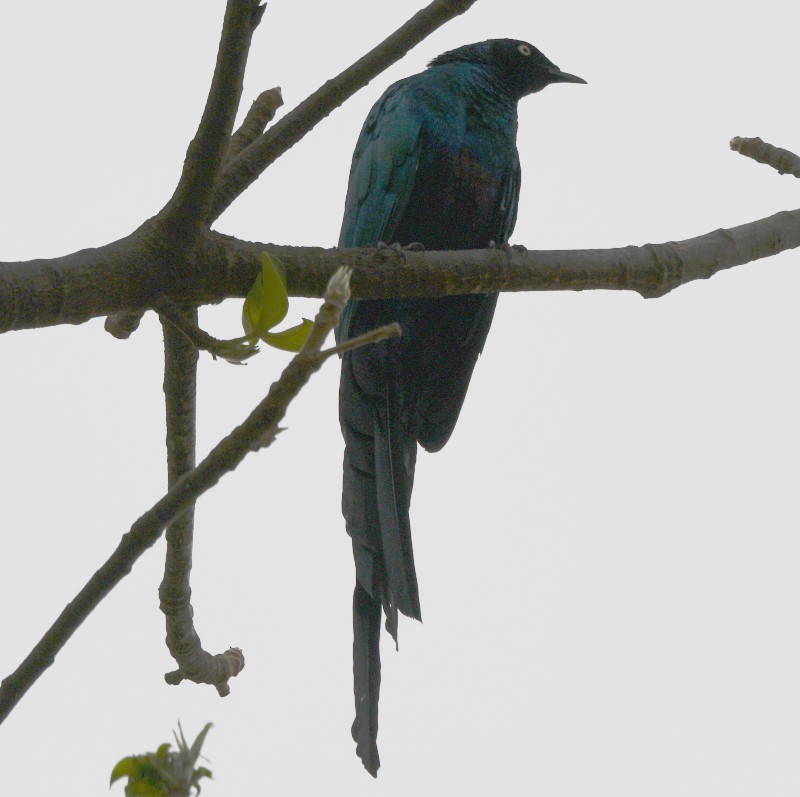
[156,298,217,351]
[730,136,800,178]
[157,297,259,363]
[227,88,284,161]
[322,322,402,358]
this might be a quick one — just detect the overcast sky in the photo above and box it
[2,1,799,794]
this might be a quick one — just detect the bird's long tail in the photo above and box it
[340,346,420,776]
[351,581,382,775]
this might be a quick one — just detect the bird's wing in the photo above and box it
[339,82,424,250]
[495,158,521,246]
[411,160,520,451]
[337,82,424,345]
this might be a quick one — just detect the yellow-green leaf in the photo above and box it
[110,757,138,785]
[153,743,172,762]
[242,253,289,336]
[261,319,314,352]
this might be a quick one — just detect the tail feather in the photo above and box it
[340,341,421,775]
[373,390,420,622]
[352,583,381,777]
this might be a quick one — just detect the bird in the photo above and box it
[335,38,585,776]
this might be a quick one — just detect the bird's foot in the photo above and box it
[377,241,425,264]
[377,241,425,252]
[489,240,527,254]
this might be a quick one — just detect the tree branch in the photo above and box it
[157,299,222,354]
[155,2,267,694]
[731,136,800,177]
[226,87,284,161]
[166,0,266,234]
[216,207,800,301]
[2,204,799,332]
[0,267,394,722]
[208,0,478,220]
[159,313,237,694]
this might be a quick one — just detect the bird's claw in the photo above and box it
[377,241,425,264]
[377,241,425,252]
[488,240,527,254]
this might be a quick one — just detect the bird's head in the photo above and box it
[429,39,586,100]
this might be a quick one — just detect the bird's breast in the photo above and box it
[393,141,509,250]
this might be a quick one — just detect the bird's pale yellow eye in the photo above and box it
[517,44,531,56]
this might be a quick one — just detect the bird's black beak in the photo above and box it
[547,67,587,85]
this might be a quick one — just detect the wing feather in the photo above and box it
[339,83,424,250]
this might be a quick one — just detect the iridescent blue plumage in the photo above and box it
[336,38,585,775]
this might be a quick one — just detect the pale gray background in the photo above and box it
[1,1,799,794]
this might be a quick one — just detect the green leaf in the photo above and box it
[153,743,172,763]
[260,319,314,352]
[187,723,213,767]
[110,755,168,795]
[192,767,214,796]
[242,253,289,336]
[110,757,139,785]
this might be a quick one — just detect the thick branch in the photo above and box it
[167,0,265,234]
[0,268,383,722]
[217,209,800,301]
[2,207,799,332]
[208,0,477,220]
